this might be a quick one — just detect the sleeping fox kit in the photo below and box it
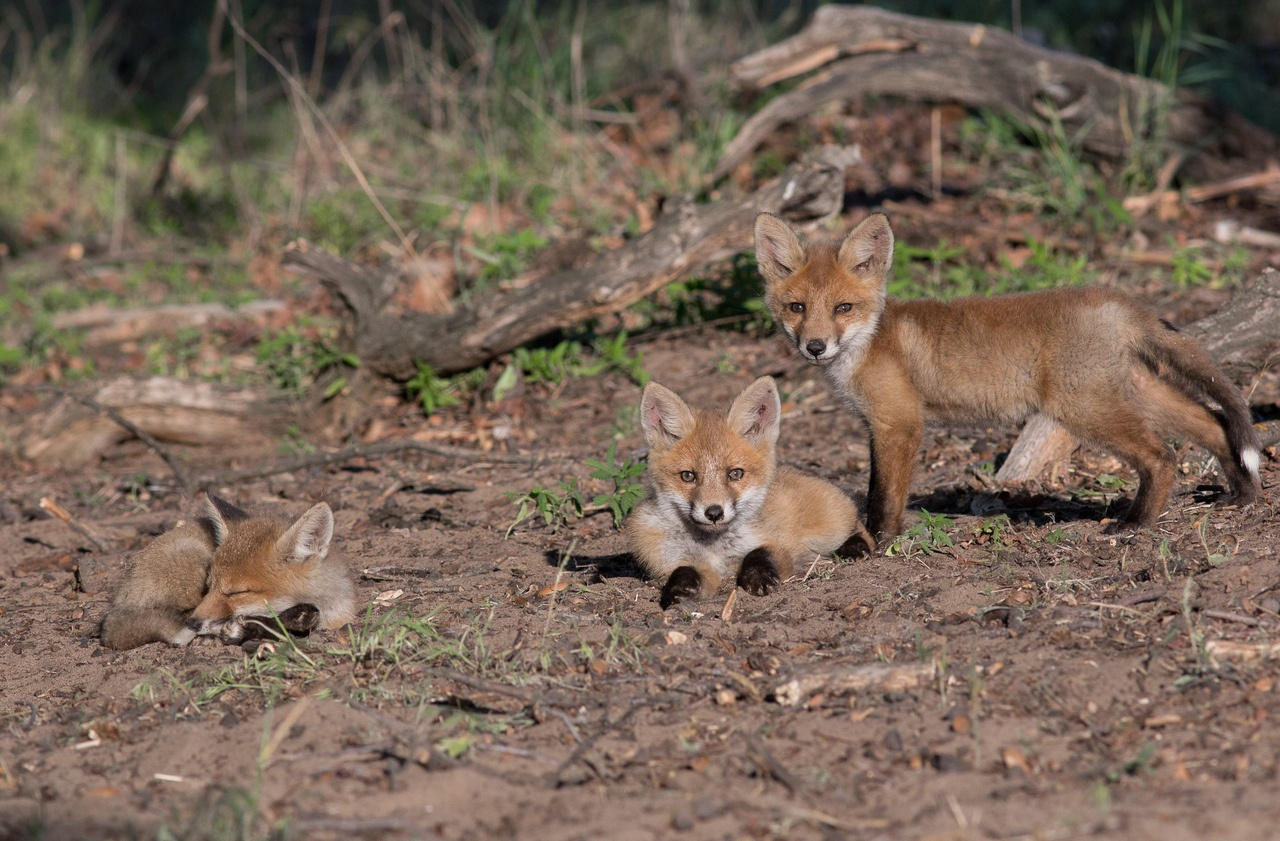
[754,211,1261,542]
[625,376,873,609]
[100,494,356,650]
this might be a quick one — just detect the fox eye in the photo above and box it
[834,303,853,315]
[727,468,744,481]
[788,302,805,314]
[223,590,249,597]
[855,260,872,272]
[679,470,696,483]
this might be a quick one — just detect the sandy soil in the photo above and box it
[3,313,1280,841]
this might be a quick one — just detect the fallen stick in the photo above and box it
[773,659,937,707]
[39,497,111,553]
[1204,639,1280,663]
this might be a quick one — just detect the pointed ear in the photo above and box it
[276,503,334,564]
[198,493,248,547]
[639,382,696,449]
[753,212,807,288]
[727,377,781,448]
[837,213,894,278]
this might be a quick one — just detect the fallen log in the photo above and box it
[996,269,1280,482]
[283,154,849,378]
[50,300,287,347]
[18,377,291,471]
[718,5,1280,183]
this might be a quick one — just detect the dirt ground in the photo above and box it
[3,303,1280,841]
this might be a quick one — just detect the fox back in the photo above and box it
[188,501,356,641]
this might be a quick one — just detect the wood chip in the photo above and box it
[720,588,737,622]
[1001,746,1031,774]
[665,630,689,646]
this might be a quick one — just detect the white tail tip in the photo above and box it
[1242,447,1261,479]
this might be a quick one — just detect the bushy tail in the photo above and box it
[1140,322,1261,488]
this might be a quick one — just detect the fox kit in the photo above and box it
[755,211,1261,541]
[625,376,873,609]
[187,499,356,643]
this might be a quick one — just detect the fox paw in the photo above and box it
[737,548,780,597]
[836,529,876,559]
[660,567,702,610]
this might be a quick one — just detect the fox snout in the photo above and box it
[689,499,734,528]
[804,338,827,359]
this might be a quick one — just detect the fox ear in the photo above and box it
[640,382,696,449]
[754,212,806,288]
[728,377,781,448]
[837,212,894,279]
[277,503,334,564]
[198,493,248,547]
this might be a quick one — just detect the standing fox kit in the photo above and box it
[754,212,1261,541]
[100,495,355,650]
[626,376,873,609]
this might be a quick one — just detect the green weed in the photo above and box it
[586,440,646,528]
[506,479,586,536]
[405,361,483,416]
[255,324,358,399]
[887,510,956,557]
[469,228,549,286]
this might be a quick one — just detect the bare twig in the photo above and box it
[38,497,110,553]
[71,394,193,491]
[745,734,802,793]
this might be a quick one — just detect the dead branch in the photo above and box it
[38,497,111,553]
[719,6,1279,182]
[997,269,1280,482]
[772,659,937,707]
[283,156,847,378]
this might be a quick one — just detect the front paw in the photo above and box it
[737,548,780,596]
[660,567,702,609]
[837,528,876,558]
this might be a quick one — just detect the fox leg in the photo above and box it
[660,567,703,609]
[866,413,923,542]
[837,520,876,558]
[1064,406,1174,530]
[736,546,797,596]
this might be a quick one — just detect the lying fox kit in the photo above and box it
[755,211,1262,541]
[625,376,873,609]
[100,495,354,649]
[187,498,356,643]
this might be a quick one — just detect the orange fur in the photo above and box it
[755,212,1261,542]
[625,376,871,608]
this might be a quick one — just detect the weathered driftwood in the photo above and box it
[718,5,1280,182]
[996,269,1280,482]
[19,377,290,470]
[283,156,849,378]
[773,659,937,706]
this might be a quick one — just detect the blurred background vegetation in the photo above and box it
[1,0,1277,399]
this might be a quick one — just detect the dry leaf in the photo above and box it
[537,581,570,597]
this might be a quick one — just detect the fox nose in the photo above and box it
[805,339,826,358]
[704,505,724,523]
[186,617,203,632]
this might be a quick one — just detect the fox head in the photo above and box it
[640,377,781,534]
[187,498,335,641]
[754,212,894,366]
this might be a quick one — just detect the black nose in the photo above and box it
[704,505,724,523]
[805,339,826,357]
[186,617,203,631]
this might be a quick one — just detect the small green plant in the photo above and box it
[973,514,1011,550]
[506,479,586,536]
[1044,527,1068,546]
[255,325,358,398]
[586,440,647,528]
[278,425,315,456]
[887,510,956,557]
[405,361,460,415]
[512,341,588,385]
[1169,243,1213,288]
[583,331,649,386]
[470,227,548,284]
